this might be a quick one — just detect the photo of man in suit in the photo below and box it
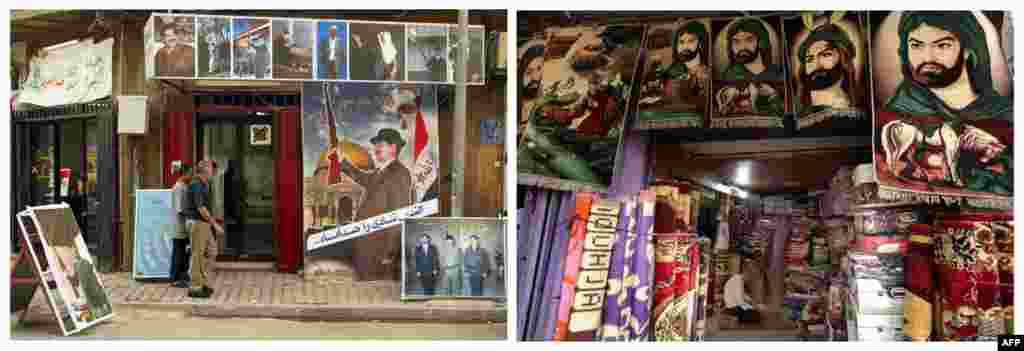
[156,23,196,77]
[442,234,462,295]
[339,128,412,281]
[462,234,490,296]
[318,24,347,80]
[414,234,440,295]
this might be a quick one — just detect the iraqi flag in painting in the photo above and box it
[412,95,439,203]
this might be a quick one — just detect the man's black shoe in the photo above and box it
[188,289,211,298]
[171,280,190,288]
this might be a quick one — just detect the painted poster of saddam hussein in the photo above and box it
[402,218,506,299]
[302,82,440,282]
[636,19,712,130]
[517,25,644,192]
[871,11,1013,208]
[786,12,870,130]
[711,16,788,129]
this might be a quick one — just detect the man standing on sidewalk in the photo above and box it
[183,160,224,298]
[169,164,193,288]
[442,234,462,295]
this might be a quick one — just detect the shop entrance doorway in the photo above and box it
[197,112,276,260]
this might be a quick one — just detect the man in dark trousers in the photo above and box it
[414,234,440,295]
[340,128,412,281]
[183,160,224,298]
[462,234,490,296]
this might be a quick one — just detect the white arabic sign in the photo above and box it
[306,198,439,251]
[17,39,114,107]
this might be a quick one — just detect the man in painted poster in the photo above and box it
[156,24,195,77]
[339,128,412,281]
[880,12,1011,194]
[414,234,440,295]
[796,23,860,116]
[886,13,1012,120]
[319,25,346,80]
[442,234,462,295]
[462,234,491,296]
[721,19,784,82]
[639,22,710,114]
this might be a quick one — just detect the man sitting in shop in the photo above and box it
[723,263,762,324]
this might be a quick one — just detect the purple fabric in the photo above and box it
[599,197,635,341]
[628,193,656,341]
[520,190,551,340]
[607,131,649,198]
[539,191,574,341]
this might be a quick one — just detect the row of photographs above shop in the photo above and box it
[144,14,490,84]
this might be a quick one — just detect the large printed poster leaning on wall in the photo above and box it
[870,11,1013,210]
[16,204,114,336]
[517,25,645,193]
[635,19,712,130]
[401,218,506,300]
[786,11,870,131]
[302,82,440,282]
[710,16,788,130]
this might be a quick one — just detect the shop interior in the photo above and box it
[517,10,1012,342]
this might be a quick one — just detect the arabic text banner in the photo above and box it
[307,198,440,251]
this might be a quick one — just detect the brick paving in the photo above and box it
[19,268,505,323]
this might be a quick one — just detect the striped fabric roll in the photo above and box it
[626,190,656,341]
[599,197,636,341]
[552,193,595,341]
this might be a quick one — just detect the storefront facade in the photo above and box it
[11,101,121,269]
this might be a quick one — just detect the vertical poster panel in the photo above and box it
[196,16,231,78]
[302,82,440,281]
[316,21,349,80]
[407,24,449,82]
[151,15,196,78]
[517,25,645,193]
[272,19,315,80]
[231,18,271,79]
[870,11,1012,209]
[349,22,406,81]
[18,205,114,336]
[786,11,870,131]
[447,25,488,85]
[710,16,787,130]
[132,190,175,279]
[635,19,712,130]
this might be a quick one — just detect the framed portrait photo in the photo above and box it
[401,217,506,300]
